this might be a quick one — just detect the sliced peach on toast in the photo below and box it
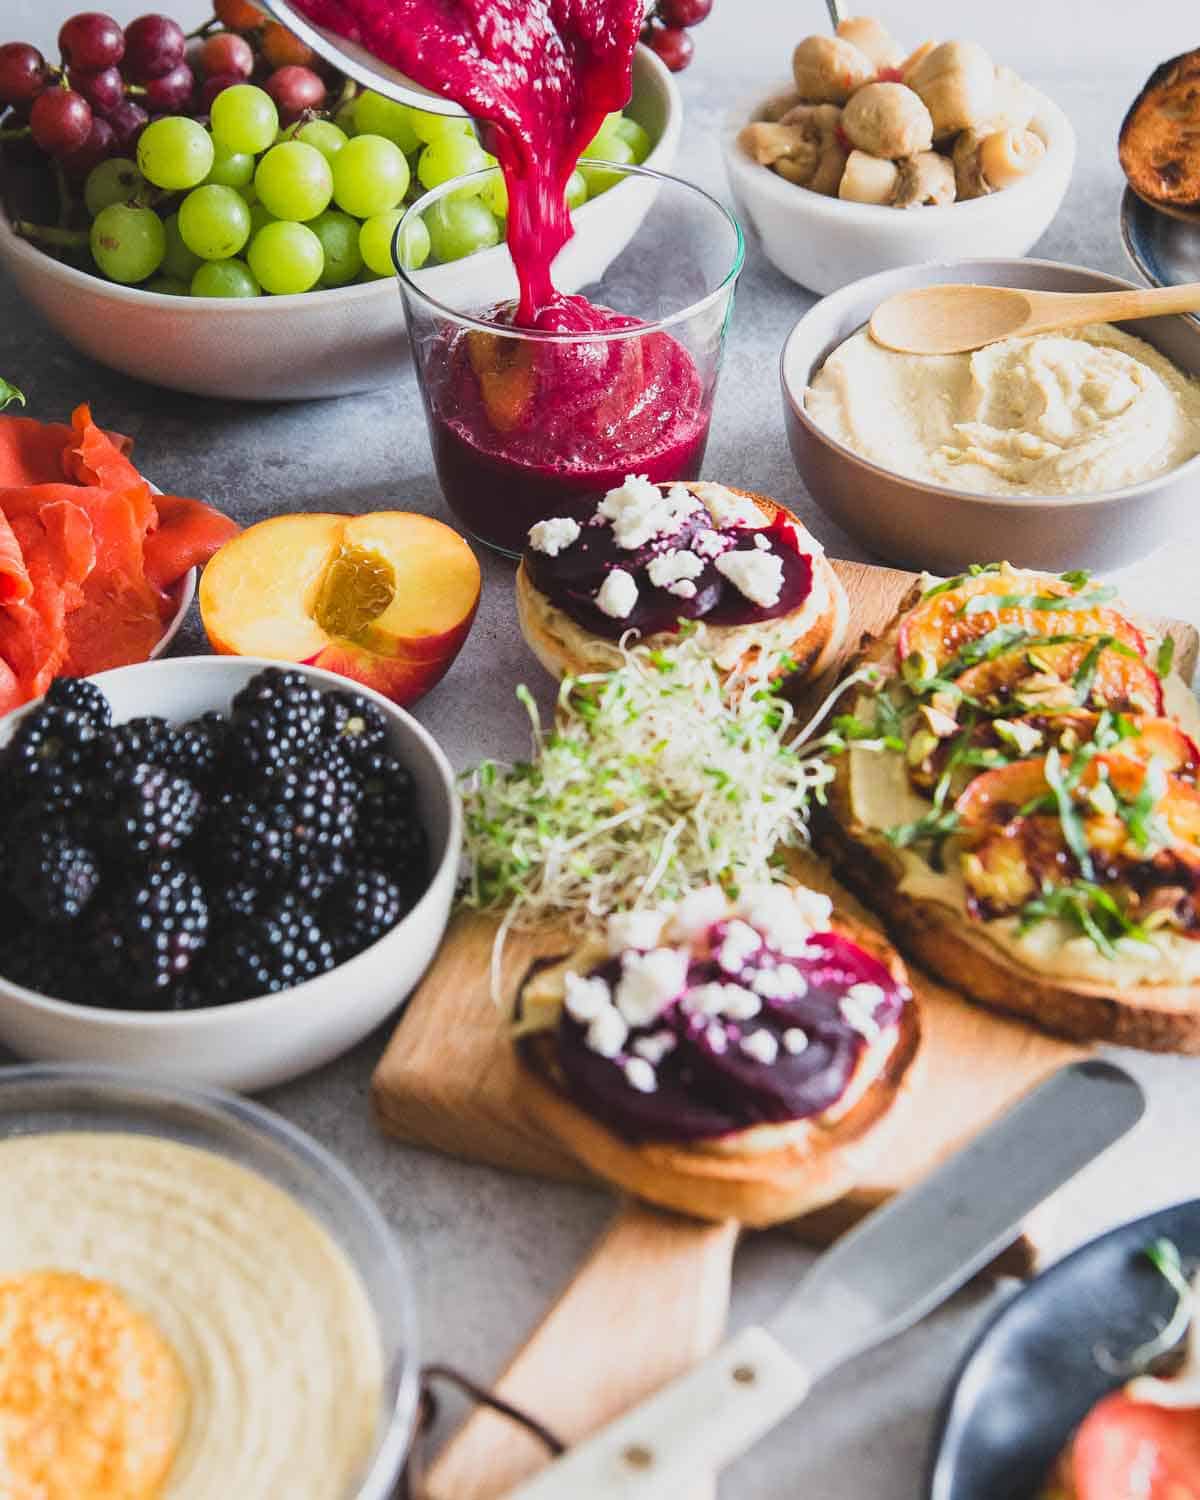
[954,639,1163,716]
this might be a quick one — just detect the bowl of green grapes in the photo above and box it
[0,14,681,401]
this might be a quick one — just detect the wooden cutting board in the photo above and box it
[373,559,1199,1255]
[373,561,1197,1499]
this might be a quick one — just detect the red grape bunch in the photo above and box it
[641,0,713,73]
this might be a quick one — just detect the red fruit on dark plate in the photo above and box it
[59,12,125,71]
[644,23,694,71]
[659,0,712,26]
[122,14,185,81]
[214,0,265,32]
[142,60,193,113]
[29,88,94,157]
[69,64,125,114]
[200,31,254,81]
[0,42,48,105]
[60,113,116,178]
[197,71,241,112]
[265,64,325,119]
[106,97,148,150]
[1072,1392,1200,1500]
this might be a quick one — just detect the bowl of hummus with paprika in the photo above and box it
[0,1064,418,1500]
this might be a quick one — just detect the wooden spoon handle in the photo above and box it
[422,1202,739,1500]
[1036,281,1200,329]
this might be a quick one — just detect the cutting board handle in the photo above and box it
[422,1202,739,1500]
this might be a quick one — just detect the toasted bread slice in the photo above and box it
[516,485,849,693]
[817,580,1200,1053]
[1120,49,1200,219]
[513,914,920,1228]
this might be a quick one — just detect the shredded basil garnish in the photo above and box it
[1044,746,1094,878]
[958,585,1117,617]
[0,378,24,412]
[1018,879,1148,959]
[1157,636,1177,680]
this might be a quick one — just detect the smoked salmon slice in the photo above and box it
[0,511,32,605]
[144,495,239,597]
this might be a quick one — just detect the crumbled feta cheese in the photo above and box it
[692,528,727,559]
[717,919,763,974]
[705,1022,728,1053]
[595,568,638,620]
[623,1056,658,1093]
[606,908,669,955]
[563,971,613,1023]
[684,982,759,1019]
[714,550,785,609]
[586,1005,628,1058]
[633,1029,677,1065]
[750,963,808,1001]
[527,516,581,557]
[739,885,832,954]
[668,886,728,940]
[693,482,767,529]
[753,533,771,551]
[615,947,689,1027]
[595,475,699,550]
[739,1029,779,1065]
[840,982,886,1039]
[782,1027,810,1056]
[647,548,706,600]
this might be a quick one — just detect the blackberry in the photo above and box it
[90,858,209,1002]
[356,750,426,871]
[266,757,358,856]
[204,760,356,883]
[214,890,336,999]
[3,705,97,785]
[204,794,298,884]
[323,866,407,958]
[88,716,174,779]
[208,877,271,928]
[160,712,230,787]
[8,820,100,924]
[102,764,203,855]
[323,690,389,764]
[44,676,112,729]
[290,849,350,904]
[230,668,326,777]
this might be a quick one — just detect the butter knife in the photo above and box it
[503,1061,1146,1499]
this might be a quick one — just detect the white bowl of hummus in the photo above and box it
[0,1063,418,1500]
[0,656,460,1092]
[781,257,1200,572]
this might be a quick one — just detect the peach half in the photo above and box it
[199,511,481,707]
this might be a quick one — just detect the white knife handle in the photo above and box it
[501,1325,810,1500]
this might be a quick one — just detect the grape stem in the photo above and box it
[186,19,221,38]
[0,127,32,142]
[15,220,88,249]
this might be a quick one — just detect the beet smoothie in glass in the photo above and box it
[290,0,740,553]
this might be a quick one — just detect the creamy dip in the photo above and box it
[806,322,1200,496]
[0,1132,383,1500]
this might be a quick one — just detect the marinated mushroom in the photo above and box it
[792,34,875,105]
[953,126,1045,198]
[906,40,996,137]
[842,81,934,159]
[739,105,848,196]
[894,151,957,207]
[759,88,803,124]
[989,65,1036,133]
[835,16,905,71]
[838,149,901,204]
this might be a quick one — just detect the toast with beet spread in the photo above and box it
[816,563,1200,1052]
[512,885,920,1227]
[515,479,849,693]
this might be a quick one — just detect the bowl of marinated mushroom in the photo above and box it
[722,16,1076,295]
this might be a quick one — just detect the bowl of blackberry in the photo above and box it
[0,657,459,1090]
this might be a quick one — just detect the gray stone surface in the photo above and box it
[3,3,1200,1494]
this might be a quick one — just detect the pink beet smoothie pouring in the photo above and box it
[291,0,720,553]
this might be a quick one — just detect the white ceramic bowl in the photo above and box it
[722,84,1076,296]
[0,46,681,401]
[0,656,460,1091]
[0,1063,420,1499]
[780,257,1200,573]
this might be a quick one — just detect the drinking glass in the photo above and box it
[394,162,744,556]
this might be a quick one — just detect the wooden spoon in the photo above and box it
[868,281,1200,356]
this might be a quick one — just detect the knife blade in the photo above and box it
[502,1061,1145,1500]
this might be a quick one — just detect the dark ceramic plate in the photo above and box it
[1121,186,1200,324]
[927,1199,1200,1500]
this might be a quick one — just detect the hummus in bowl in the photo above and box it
[0,1066,416,1500]
[806,322,1200,497]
